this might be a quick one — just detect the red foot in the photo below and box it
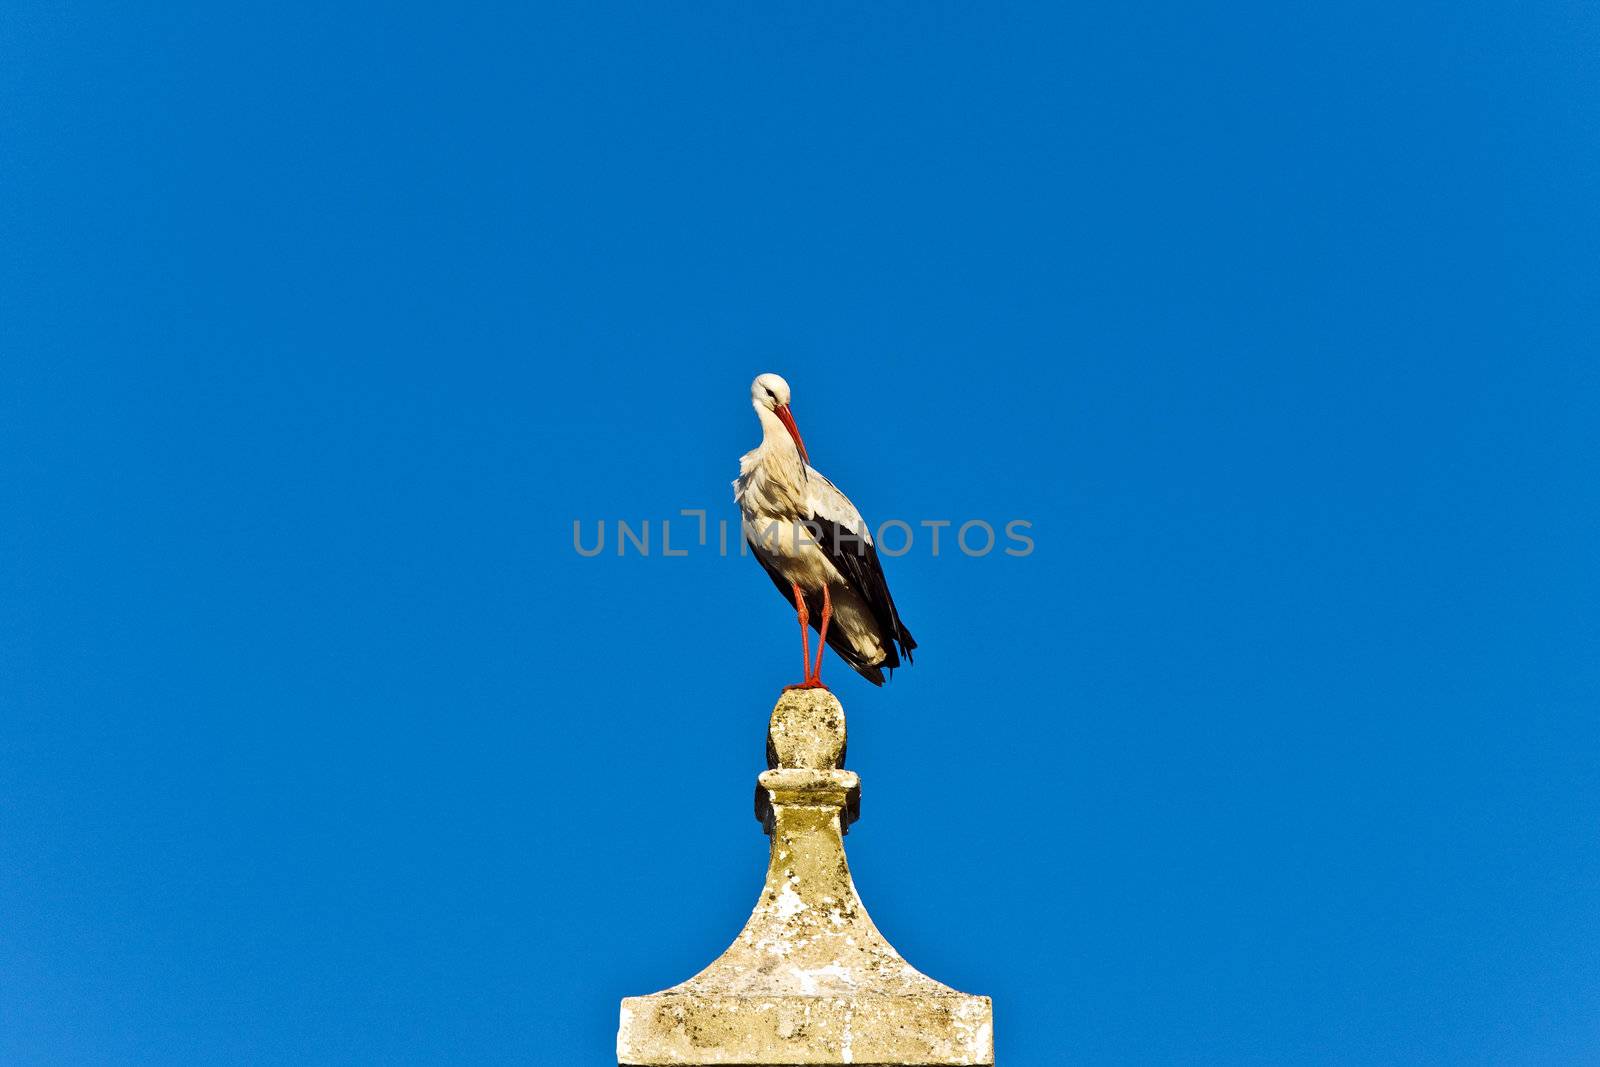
[782,679,830,691]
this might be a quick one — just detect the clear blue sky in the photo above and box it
[3,3,1597,1063]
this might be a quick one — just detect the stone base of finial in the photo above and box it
[618,689,993,1067]
[617,989,993,1066]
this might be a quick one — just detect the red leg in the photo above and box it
[812,583,832,687]
[782,582,814,690]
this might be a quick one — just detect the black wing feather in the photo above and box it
[806,515,917,673]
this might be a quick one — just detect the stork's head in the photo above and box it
[751,372,807,464]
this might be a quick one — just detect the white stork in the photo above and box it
[734,372,916,688]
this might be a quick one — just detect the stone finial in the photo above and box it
[617,690,993,1066]
[766,688,846,770]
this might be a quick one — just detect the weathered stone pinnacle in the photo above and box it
[617,689,994,1066]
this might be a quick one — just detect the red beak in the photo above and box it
[775,404,808,466]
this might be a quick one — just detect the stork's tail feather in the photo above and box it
[820,629,891,686]
[873,623,915,685]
